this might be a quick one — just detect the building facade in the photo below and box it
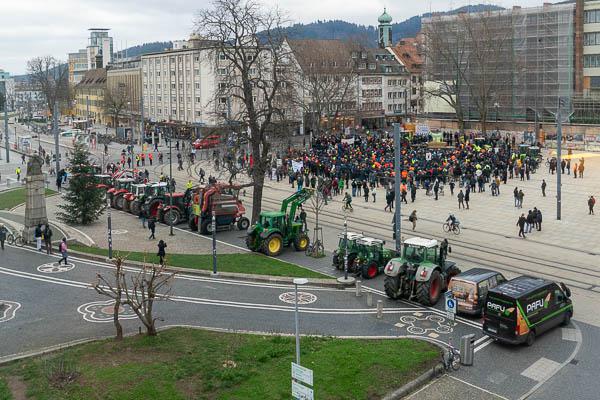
[106,58,142,127]
[68,29,114,85]
[422,3,575,122]
[74,68,107,124]
[0,69,14,111]
[389,36,425,117]
[68,49,88,84]
[13,82,45,115]
[583,0,600,96]
[141,37,220,126]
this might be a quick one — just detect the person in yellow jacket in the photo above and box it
[186,180,193,190]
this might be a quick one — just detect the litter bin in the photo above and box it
[460,334,476,366]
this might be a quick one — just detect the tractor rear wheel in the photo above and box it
[200,219,212,235]
[332,252,341,269]
[114,195,125,210]
[130,200,141,216]
[263,233,283,256]
[361,261,379,279]
[384,275,401,299]
[164,209,181,226]
[415,270,442,306]
[237,217,250,231]
[293,234,309,252]
[245,233,259,252]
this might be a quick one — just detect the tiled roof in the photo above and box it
[390,38,423,74]
[76,68,107,87]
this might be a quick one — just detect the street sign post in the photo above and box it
[292,380,314,400]
[292,362,313,386]
[445,292,456,321]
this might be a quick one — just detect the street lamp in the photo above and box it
[168,122,174,236]
[494,102,499,128]
[293,278,308,365]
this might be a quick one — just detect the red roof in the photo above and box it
[390,38,423,74]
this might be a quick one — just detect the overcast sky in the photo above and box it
[1,0,549,74]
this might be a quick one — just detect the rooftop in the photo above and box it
[404,237,438,248]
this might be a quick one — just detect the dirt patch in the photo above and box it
[6,375,27,400]
[78,345,179,369]
[175,374,206,400]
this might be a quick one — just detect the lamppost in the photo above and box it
[107,195,113,259]
[293,278,308,364]
[343,217,348,281]
[168,122,174,236]
[494,102,499,129]
[393,123,401,253]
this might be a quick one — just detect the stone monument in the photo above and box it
[23,155,48,243]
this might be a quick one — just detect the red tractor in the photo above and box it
[108,178,136,209]
[141,183,171,219]
[187,183,249,234]
[127,182,169,216]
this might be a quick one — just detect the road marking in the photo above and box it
[77,300,137,323]
[37,262,75,273]
[447,376,510,400]
[520,357,561,382]
[474,338,494,353]
[561,327,582,342]
[0,301,21,323]
[279,291,317,305]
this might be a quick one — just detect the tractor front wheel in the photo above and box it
[416,270,442,306]
[200,219,212,235]
[263,233,283,257]
[293,234,309,252]
[361,261,379,279]
[164,209,181,226]
[245,233,259,252]
[237,217,250,231]
[114,195,125,210]
[384,275,401,299]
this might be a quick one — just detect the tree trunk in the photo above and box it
[251,172,265,223]
[113,299,123,340]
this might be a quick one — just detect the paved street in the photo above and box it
[2,121,600,399]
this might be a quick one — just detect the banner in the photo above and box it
[341,138,355,145]
[292,160,304,172]
[416,124,430,137]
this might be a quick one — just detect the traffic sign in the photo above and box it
[292,362,313,386]
[445,293,456,321]
[292,380,314,400]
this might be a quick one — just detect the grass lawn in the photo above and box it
[0,328,439,400]
[70,244,330,279]
[0,187,57,210]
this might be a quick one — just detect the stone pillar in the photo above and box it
[23,155,48,243]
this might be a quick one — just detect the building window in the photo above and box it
[585,32,600,46]
[219,97,227,104]
[368,63,376,70]
[584,54,600,68]
[196,97,201,103]
[195,83,200,89]
[219,53,226,60]
[218,68,227,75]
[196,111,201,117]
[585,10,600,24]
[359,63,366,70]
[194,69,199,75]
[171,83,176,89]
[194,56,200,62]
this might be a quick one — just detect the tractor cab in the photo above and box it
[131,183,149,197]
[402,237,439,265]
[147,182,169,197]
[95,174,113,190]
[337,232,364,252]
[354,237,395,279]
[356,237,386,260]
[259,211,286,231]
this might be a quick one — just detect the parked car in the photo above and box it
[448,268,506,316]
[482,276,573,346]
[193,134,221,149]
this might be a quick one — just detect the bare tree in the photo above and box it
[27,56,70,115]
[103,85,129,128]
[94,258,176,337]
[195,0,297,223]
[305,189,328,257]
[92,257,126,340]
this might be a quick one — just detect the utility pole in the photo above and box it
[556,106,563,221]
[140,93,146,147]
[53,103,60,174]
[3,98,9,162]
[168,126,174,236]
[393,123,401,252]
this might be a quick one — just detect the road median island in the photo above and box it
[0,327,439,400]
[0,187,57,210]
[69,243,333,282]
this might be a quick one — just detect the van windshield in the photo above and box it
[485,294,516,321]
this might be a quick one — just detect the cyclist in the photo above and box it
[446,214,460,230]
[343,192,353,210]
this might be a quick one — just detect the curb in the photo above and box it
[68,248,343,288]
[381,367,438,400]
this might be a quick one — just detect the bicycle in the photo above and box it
[7,232,25,247]
[434,340,461,376]
[342,203,354,213]
[305,239,325,257]
[442,222,461,235]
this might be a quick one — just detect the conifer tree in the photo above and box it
[57,144,105,224]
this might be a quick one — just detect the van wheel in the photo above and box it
[525,330,536,346]
[561,311,572,327]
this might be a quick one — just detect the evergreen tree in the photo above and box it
[57,144,105,225]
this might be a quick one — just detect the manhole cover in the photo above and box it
[279,292,317,305]
[37,262,75,273]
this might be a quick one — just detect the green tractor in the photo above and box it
[332,232,364,271]
[246,189,312,257]
[383,237,460,306]
[354,238,397,279]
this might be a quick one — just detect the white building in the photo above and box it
[584,0,600,96]
[13,82,45,115]
[68,29,114,84]
[0,69,15,111]
[141,36,220,126]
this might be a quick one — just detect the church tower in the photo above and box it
[378,8,393,48]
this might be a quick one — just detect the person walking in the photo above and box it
[43,224,53,254]
[433,180,440,200]
[465,187,470,209]
[299,207,308,231]
[58,238,68,265]
[517,214,527,239]
[526,210,535,234]
[363,184,370,202]
[157,239,167,265]
[574,163,578,179]
[409,210,417,231]
[513,187,519,207]
[371,186,377,203]
[541,179,547,197]
[384,190,392,212]
[148,218,156,240]
[140,207,147,228]
[518,190,525,209]
[0,224,6,250]
[15,167,21,182]
[589,196,596,215]
[410,184,417,203]
[535,208,542,231]
[578,163,584,178]
[449,179,455,196]
[34,224,43,251]
[400,183,408,204]
[457,189,465,209]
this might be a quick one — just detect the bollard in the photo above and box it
[367,291,373,307]
[355,280,362,297]
[376,300,383,319]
